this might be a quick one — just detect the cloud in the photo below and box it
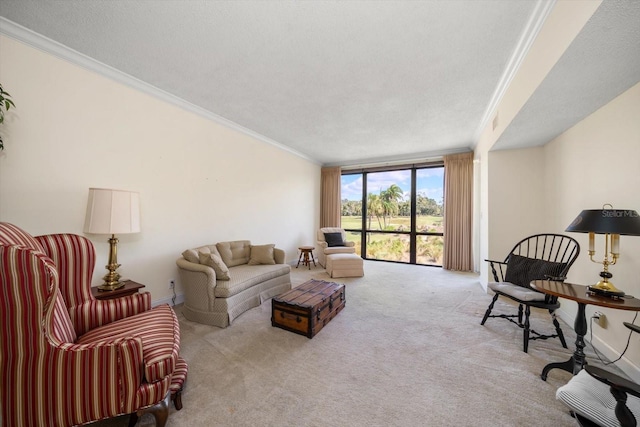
[417,187,444,201]
[341,175,363,200]
[342,168,443,202]
[366,171,411,195]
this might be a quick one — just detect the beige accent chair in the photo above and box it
[316,227,356,268]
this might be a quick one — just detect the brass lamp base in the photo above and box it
[98,236,125,291]
[588,279,625,298]
[98,266,125,291]
[98,272,125,291]
[97,281,125,292]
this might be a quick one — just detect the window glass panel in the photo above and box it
[366,170,411,232]
[365,232,410,262]
[345,231,361,254]
[416,168,444,234]
[341,174,363,230]
[416,235,444,266]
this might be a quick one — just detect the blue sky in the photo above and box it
[341,168,444,203]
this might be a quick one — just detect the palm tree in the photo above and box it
[380,184,403,228]
[366,193,384,230]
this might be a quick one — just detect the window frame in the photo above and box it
[341,161,444,266]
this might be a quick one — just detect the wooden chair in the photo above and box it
[481,233,580,352]
[556,322,640,427]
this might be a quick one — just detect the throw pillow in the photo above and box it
[324,232,345,247]
[182,245,221,264]
[182,249,200,264]
[199,251,231,281]
[248,244,276,265]
[504,255,567,289]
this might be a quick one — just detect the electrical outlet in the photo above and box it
[593,311,607,328]
[169,279,175,290]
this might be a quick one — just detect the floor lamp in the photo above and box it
[84,188,141,291]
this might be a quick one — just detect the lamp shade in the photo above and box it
[84,188,141,235]
[566,209,640,236]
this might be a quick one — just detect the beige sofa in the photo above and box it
[176,240,291,327]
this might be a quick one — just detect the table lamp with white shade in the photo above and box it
[84,188,140,291]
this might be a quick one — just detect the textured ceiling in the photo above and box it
[0,1,638,166]
[493,0,640,150]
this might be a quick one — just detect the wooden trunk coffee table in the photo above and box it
[271,279,345,338]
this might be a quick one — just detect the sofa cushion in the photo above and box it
[217,241,251,267]
[248,244,276,265]
[199,251,231,280]
[76,304,179,384]
[181,249,199,264]
[182,245,220,264]
[214,264,290,298]
[324,232,345,247]
[504,255,567,289]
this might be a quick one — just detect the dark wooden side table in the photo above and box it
[296,246,316,270]
[91,280,145,301]
[531,280,640,380]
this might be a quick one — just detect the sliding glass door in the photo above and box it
[341,164,444,266]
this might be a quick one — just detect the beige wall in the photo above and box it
[0,35,321,304]
[545,81,640,380]
[487,146,548,259]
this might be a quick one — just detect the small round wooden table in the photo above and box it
[296,246,316,270]
[531,280,640,380]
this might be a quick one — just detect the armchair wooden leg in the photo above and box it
[129,393,170,427]
[518,304,524,325]
[523,305,531,353]
[481,293,499,325]
[172,389,184,411]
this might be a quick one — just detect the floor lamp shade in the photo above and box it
[84,188,141,235]
[84,188,140,290]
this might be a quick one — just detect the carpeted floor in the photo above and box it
[96,261,594,427]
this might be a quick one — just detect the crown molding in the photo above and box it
[0,17,320,165]
[472,0,556,145]
[329,147,472,170]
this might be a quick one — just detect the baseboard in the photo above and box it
[556,307,640,382]
[153,293,184,308]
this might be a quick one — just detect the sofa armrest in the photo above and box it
[51,336,147,422]
[70,292,153,335]
[176,257,217,276]
[274,248,285,264]
[176,257,217,311]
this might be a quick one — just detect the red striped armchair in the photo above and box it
[0,222,187,426]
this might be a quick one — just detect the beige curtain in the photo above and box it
[320,167,342,228]
[442,152,473,271]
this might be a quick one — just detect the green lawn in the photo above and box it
[341,215,443,232]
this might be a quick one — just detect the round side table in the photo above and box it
[296,246,316,270]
